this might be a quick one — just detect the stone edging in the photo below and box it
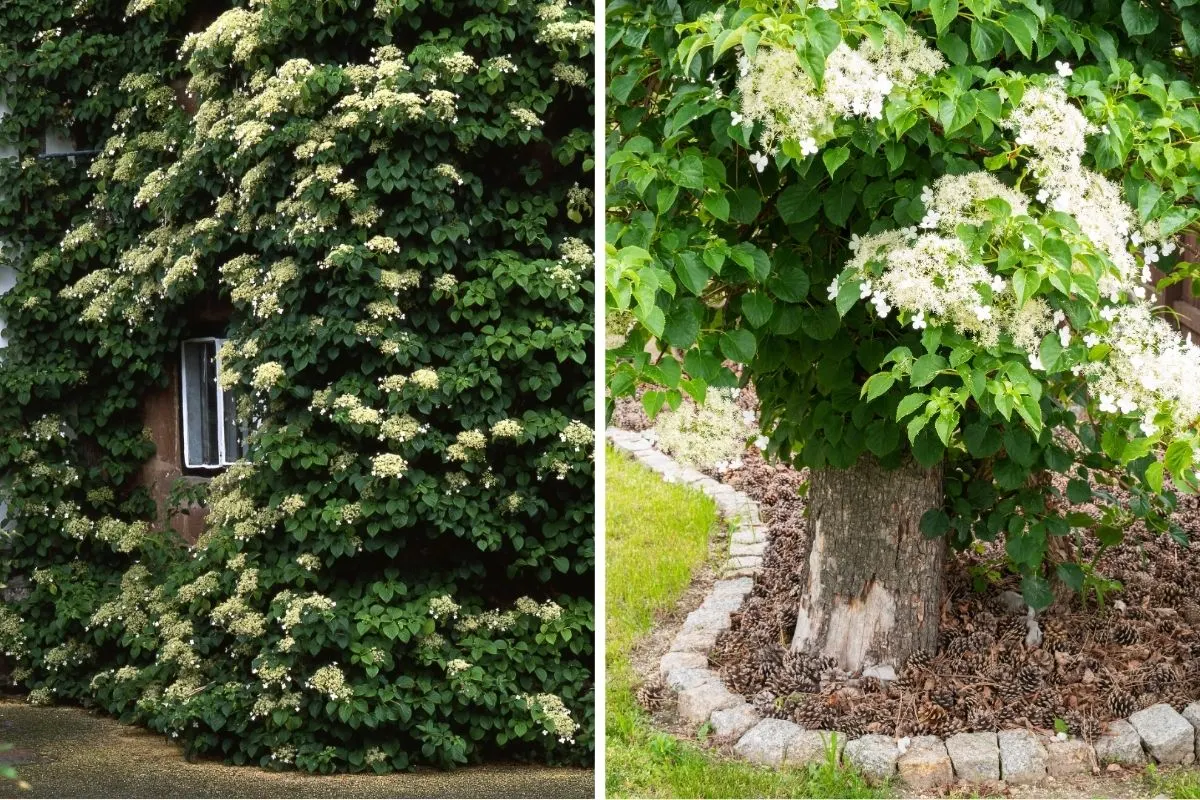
[607,426,1200,788]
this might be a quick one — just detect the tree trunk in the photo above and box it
[791,454,945,673]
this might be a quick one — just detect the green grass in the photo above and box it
[605,446,888,799]
[1145,764,1200,799]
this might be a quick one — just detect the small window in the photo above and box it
[181,337,246,469]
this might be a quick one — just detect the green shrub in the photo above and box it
[0,0,594,771]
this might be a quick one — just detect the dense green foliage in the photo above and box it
[0,0,595,771]
[608,0,1200,607]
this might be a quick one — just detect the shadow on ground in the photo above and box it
[0,701,593,799]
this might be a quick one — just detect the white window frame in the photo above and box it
[180,336,243,469]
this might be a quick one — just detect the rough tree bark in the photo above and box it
[791,454,945,673]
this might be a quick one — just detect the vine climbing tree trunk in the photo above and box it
[791,454,945,673]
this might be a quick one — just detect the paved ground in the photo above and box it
[0,701,594,798]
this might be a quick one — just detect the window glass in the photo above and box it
[182,339,219,467]
[221,384,245,463]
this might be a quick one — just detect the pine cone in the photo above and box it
[1145,662,1178,692]
[1154,583,1185,605]
[751,689,779,716]
[1160,687,1192,712]
[792,699,832,730]
[1107,688,1138,718]
[836,711,868,738]
[1027,701,1057,729]
[966,629,996,650]
[997,676,1023,702]
[1112,620,1139,646]
[972,612,999,637]
[931,686,957,708]
[916,702,950,736]
[1017,664,1044,693]
[636,681,667,712]
[768,654,820,695]
[967,705,996,730]
[1180,599,1200,626]
[1042,618,1073,652]
[945,635,970,659]
[1064,710,1101,740]
[956,651,988,674]
[905,650,933,672]
[999,618,1026,646]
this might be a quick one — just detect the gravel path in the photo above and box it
[0,701,593,799]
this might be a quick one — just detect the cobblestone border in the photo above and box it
[608,426,1200,788]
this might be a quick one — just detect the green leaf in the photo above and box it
[896,393,928,421]
[937,31,969,64]
[910,354,948,387]
[1066,478,1092,503]
[964,422,1002,457]
[823,183,857,226]
[720,329,757,363]
[862,372,896,402]
[1012,268,1041,306]
[1038,332,1062,373]
[970,19,1004,60]
[1056,562,1085,592]
[1043,237,1073,272]
[1165,439,1195,477]
[944,92,977,135]
[641,390,665,419]
[674,253,710,296]
[1145,460,1165,493]
[776,184,822,225]
[919,508,951,538]
[1096,524,1124,547]
[663,301,702,347]
[835,280,861,317]
[822,145,850,178]
[703,192,730,221]
[1020,574,1054,610]
[999,10,1036,58]
[768,252,811,302]
[806,12,842,57]
[930,0,959,35]
[911,429,945,467]
[729,243,771,282]
[1121,0,1159,35]
[729,187,762,224]
[741,292,775,328]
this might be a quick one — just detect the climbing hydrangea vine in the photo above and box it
[608,0,1200,608]
[1,0,594,771]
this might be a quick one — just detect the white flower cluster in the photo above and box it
[839,77,1200,436]
[1079,304,1200,432]
[306,664,348,701]
[429,594,460,620]
[736,27,944,166]
[520,693,579,744]
[655,387,753,471]
[837,226,1006,345]
[370,453,409,479]
[1005,82,1153,297]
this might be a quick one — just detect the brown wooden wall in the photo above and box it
[1162,234,1200,339]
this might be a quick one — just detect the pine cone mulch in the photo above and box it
[706,443,1200,738]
